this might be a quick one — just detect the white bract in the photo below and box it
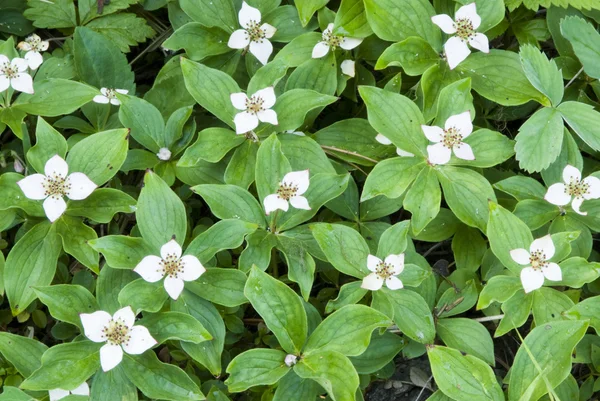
[545,165,600,215]
[284,354,298,367]
[341,59,355,77]
[422,111,475,165]
[80,306,157,372]
[375,133,415,157]
[0,55,34,94]
[312,23,363,58]
[431,3,489,70]
[228,1,276,65]
[17,33,49,70]
[362,254,405,291]
[134,239,206,300]
[93,88,128,105]
[157,147,172,161]
[231,87,278,134]
[17,155,97,222]
[264,170,311,215]
[49,382,89,401]
[510,235,562,293]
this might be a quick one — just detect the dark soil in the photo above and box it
[366,356,434,401]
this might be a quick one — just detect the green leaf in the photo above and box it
[248,59,289,95]
[324,281,368,314]
[436,318,495,366]
[557,101,600,151]
[244,266,308,354]
[97,268,136,314]
[275,32,323,67]
[0,387,35,401]
[404,167,441,235]
[0,173,44,216]
[555,257,600,289]
[66,128,129,186]
[273,372,321,401]
[532,287,574,325]
[139,311,212,344]
[435,78,475,127]
[377,221,410,257]
[361,157,425,201]
[89,235,155,269]
[560,16,600,80]
[255,134,291,206]
[294,350,359,401]
[225,349,290,392]
[375,37,439,76]
[0,332,47,377]
[513,199,560,230]
[118,95,165,153]
[23,0,76,28]
[312,223,369,279]
[270,89,338,132]
[349,331,406,374]
[179,0,237,32]
[515,107,564,173]
[13,79,98,116]
[296,0,328,26]
[286,51,337,95]
[376,288,435,344]
[56,215,99,271]
[186,268,248,307]
[266,6,319,42]
[34,285,98,328]
[78,0,138,24]
[487,202,533,274]
[496,291,533,337]
[163,23,231,61]
[178,128,244,165]
[332,0,372,38]
[494,176,547,201]
[452,226,487,272]
[477,275,522,310]
[0,107,27,139]
[67,188,136,223]
[565,295,600,335]
[90,365,138,401]
[508,321,588,401]
[4,222,62,315]
[276,235,316,301]
[520,44,564,106]
[123,352,205,401]
[118,279,168,313]
[137,170,187,249]
[428,346,504,401]
[192,184,266,227]
[224,140,259,189]
[541,129,583,188]
[85,13,156,53]
[27,117,68,174]
[186,219,257,264]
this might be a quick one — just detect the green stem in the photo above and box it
[269,209,280,234]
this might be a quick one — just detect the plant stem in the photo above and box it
[472,314,505,322]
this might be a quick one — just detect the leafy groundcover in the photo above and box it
[1,0,600,400]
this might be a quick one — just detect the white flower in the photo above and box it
[264,170,311,215]
[17,33,49,70]
[80,306,157,372]
[510,235,562,294]
[134,238,206,300]
[361,254,404,291]
[341,59,355,77]
[49,382,89,401]
[93,88,128,105]
[431,3,489,70]
[375,133,414,157]
[0,55,34,94]
[228,1,276,65]
[284,354,298,367]
[545,165,600,215]
[312,23,363,59]
[157,148,172,161]
[422,111,475,165]
[17,155,97,222]
[231,87,278,134]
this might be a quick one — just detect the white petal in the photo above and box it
[445,36,471,70]
[17,174,48,200]
[179,255,206,281]
[385,254,405,275]
[468,33,489,53]
[100,344,123,372]
[239,1,262,29]
[367,254,382,272]
[0,75,9,92]
[261,23,277,39]
[289,195,310,210]
[453,142,475,160]
[45,155,69,178]
[312,42,330,59]
[282,170,310,194]
[562,165,581,183]
[18,42,33,51]
[164,276,185,300]
[43,196,67,222]
[264,193,289,215]
[427,143,452,165]
[93,95,110,104]
[65,172,97,200]
[431,14,457,34]
[445,111,473,136]
[257,109,278,125]
[375,134,392,145]
[113,306,136,329]
[134,255,165,282]
[25,51,43,70]
[583,176,600,199]
[11,73,34,94]
[326,23,334,33]
[40,41,50,51]
[530,235,555,260]
[542,262,562,282]
[455,3,481,30]
[115,89,128,95]
[571,197,586,215]
[396,148,415,157]
[230,92,249,110]
[520,266,544,293]
[100,87,109,96]
[228,29,250,49]
[161,239,182,259]
[361,273,384,291]
[510,248,530,265]
[421,125,444,143]
[234,111,259,134]
[11,58,29,72]
[339,36,363,50]
[341,59,355,77]
[249,39,273,65]
[110,98,121,106]
[80,310,112,342]
[254,86,276,108]
[385,276,404,290]
[0,55,8,64]
[545,183,571,206]
[71,382,90,396]
[122,325,157,354]
[49,389,70,401]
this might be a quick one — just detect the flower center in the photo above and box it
[102,318,130,346]
[160,253,184,278]
[323,30,343,49]
[375,261,394,279]
[565,178,589,199]
[454,18,475,41]
[1,62,17,79]
[105,89,118,99]
[43,174,70,198]
[529,250,548,270]
[245,20,266,42]
[27,37,44,51]
[277,181,298,201]
[442,127,463,148]
[245,95,265,114]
